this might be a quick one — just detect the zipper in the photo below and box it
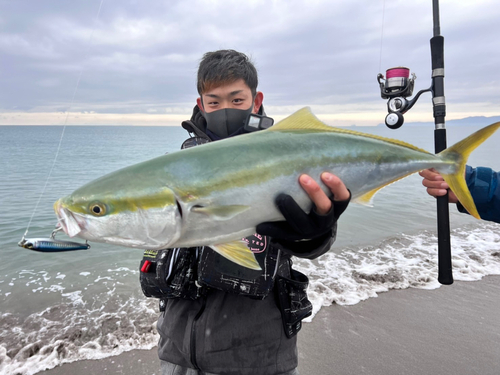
[190,293,207,370]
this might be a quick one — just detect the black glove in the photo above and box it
[256,192,350,254]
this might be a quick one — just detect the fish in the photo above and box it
[54,107,500,270]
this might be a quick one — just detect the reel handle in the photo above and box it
[385,112,404,129]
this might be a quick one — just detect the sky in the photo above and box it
[1,0,499,126]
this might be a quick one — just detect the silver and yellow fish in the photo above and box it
[54,108,500,270]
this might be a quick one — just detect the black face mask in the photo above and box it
[203,103,254,139]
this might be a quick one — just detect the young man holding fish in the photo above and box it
[144,50,351,375]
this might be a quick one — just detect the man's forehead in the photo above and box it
[201,79,251,97]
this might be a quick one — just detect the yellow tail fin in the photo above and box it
[438,122,500,219]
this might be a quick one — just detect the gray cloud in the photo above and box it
[1,0,499,125]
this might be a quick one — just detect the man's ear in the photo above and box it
[196,97,204,112]
[253,91,264,113]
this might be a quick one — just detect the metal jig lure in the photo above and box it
[18,226,90,252]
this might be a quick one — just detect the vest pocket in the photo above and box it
[139,248,204,302]
[275,269,313,338]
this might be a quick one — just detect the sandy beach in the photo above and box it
[38,276,500,375]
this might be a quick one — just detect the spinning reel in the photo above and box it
[377,67,431,129]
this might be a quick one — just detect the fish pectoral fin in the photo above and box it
[191,205,250,221]
[353,173,415,206]
[211,241,262,270]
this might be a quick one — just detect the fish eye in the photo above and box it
[89,203,106,216]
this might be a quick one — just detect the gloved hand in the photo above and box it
[256,192,350,253]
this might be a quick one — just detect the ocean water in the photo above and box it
[1,124,499,375]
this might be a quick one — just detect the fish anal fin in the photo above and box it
[191,205,250,221]
[353,173,415,206]
[353,189,378,207]
[211,241,262,270]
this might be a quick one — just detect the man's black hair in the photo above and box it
[197,50,258,97]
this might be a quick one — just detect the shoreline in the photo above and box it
[38,275,500,375]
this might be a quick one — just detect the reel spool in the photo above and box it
[378,67,415,99]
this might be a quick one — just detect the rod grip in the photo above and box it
[430,36,444,70]
[435,128,453,285]
[436,195,453,284]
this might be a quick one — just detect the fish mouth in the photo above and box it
[54,199,86,237]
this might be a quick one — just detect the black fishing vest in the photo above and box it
[140,105,313,336]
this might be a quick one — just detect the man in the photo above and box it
[420,166,500,223]
[141,50,350,375]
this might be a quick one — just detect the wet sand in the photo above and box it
[39,276,500,375]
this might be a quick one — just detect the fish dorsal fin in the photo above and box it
[354,172,416,206]
[268,107,338,132]
[269,107,431,154]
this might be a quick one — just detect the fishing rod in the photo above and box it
[377,0,453,285]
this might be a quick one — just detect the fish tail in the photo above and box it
[437,121,500,219]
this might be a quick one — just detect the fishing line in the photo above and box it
[22,0,105,240]
[378,0,386,74]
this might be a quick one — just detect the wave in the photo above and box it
[297,222,500,321]
[0,296,158,375]
[1,223,499,374]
